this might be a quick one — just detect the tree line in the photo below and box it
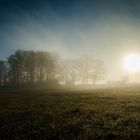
[0,50,106,87]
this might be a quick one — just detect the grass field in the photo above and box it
[0,86,140,140]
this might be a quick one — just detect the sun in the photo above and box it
[123,54,140,73]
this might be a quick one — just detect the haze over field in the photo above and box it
[1,0,140,82]
[0,1,140,140]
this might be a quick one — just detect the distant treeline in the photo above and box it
[0,50,106,87]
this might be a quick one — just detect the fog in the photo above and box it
[1,0,140,82]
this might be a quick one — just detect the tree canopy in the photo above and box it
[0,50,106,88]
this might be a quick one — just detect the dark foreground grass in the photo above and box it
[0,87,140,140]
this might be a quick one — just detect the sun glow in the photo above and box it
[123,54,140,73]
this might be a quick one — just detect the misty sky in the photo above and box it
[1,0,140,81]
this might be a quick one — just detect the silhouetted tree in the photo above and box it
[7,50,59,86]
[0,61,4,86]
[0,60,9,86]
[8,55,18,85]
[57,59,78,85]
[57,55,106,85]
[73,55,106,85]
[75,55,93,84]
[90,59,106,85]
[1,50,106,87]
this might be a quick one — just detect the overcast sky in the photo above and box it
[1,0,140,81]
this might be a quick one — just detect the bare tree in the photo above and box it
[57,55,106,85]
[0,60,9,86]
[57,59,78,85]
[7,50,59,86]
[2,50,106,87]
[0,61,4,86]
[90,59,106,85]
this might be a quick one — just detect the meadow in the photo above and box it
[0,86,140,140]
